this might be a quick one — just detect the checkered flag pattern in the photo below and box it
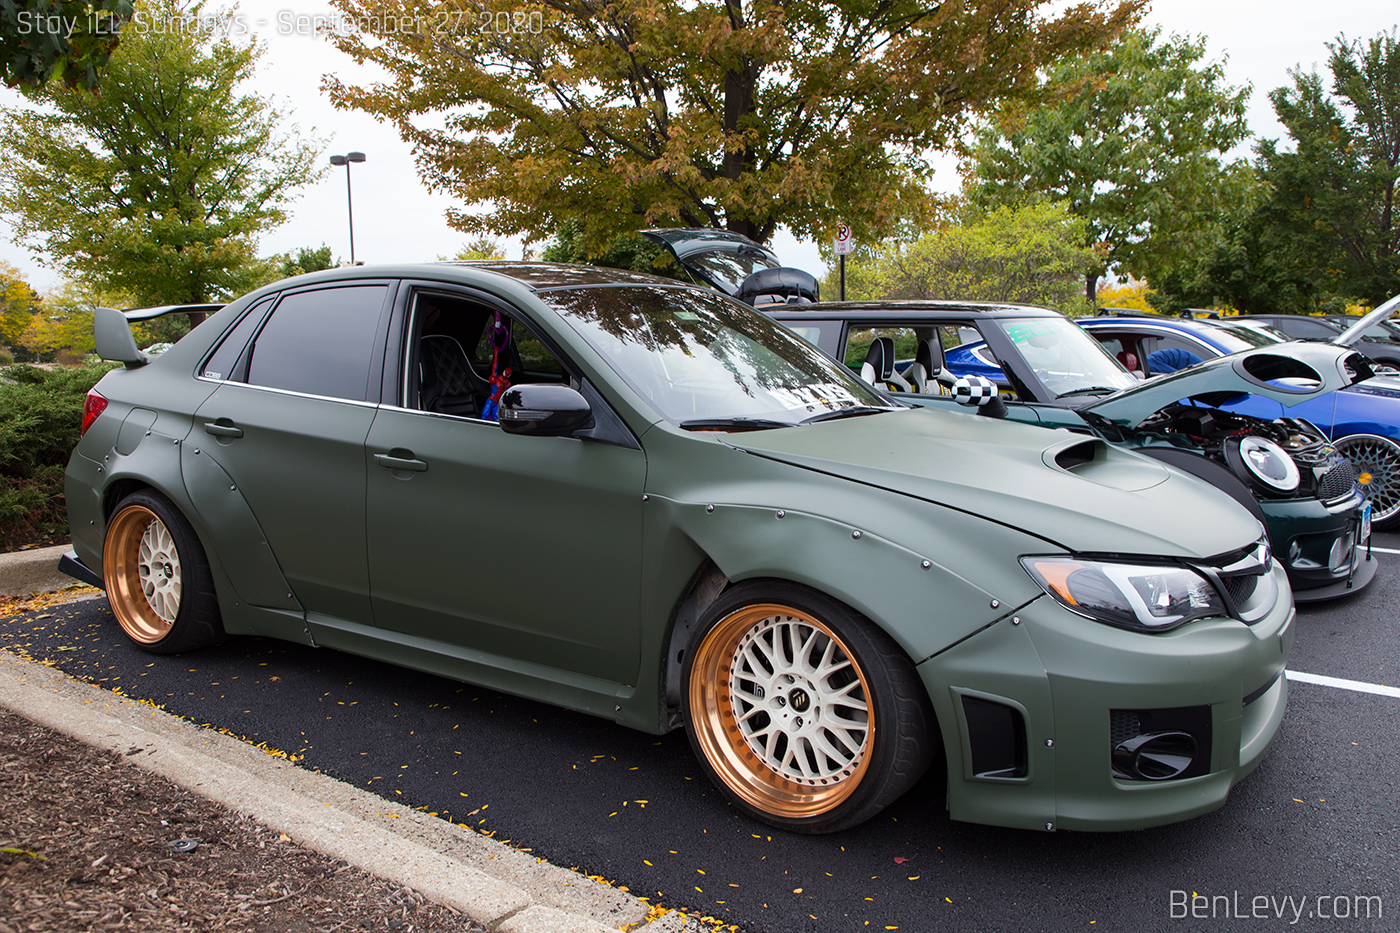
[952,375,998,407]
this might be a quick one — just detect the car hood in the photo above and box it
[1084,342,1364,428]
[1333,292,1400,348]
[640,227,780,263]
[724,408,1261,559]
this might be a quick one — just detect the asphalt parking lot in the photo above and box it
[3,537,1397,933]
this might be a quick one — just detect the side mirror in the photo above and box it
[94,306,148,367]
[499,384,594,436]
[951,375,1008,418]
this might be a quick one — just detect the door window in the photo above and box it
[201,297,274,381]
[246,286,388,401]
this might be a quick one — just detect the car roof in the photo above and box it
[248,261,688,295]
[769,301,1065,322]
[1078,315,1232,340]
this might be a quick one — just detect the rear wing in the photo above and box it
[93,303,226,367]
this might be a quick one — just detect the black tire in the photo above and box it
[682,580,933,833]
[102,490,225,654]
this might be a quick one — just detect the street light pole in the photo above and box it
[329,151,366,265]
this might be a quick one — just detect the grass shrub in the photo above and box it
[0,363,119,548]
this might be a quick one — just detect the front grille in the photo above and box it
[1221,572,1259,606]
[1318,460,1359,501]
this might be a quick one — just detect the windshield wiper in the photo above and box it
[679,417,792,431]
[799,406,891,424]
[1057,386,1120,397]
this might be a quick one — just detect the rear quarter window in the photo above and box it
[245,286,389,401]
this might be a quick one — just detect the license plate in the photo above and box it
[1361,500,1372,543]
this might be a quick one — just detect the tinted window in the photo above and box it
[201,297,273,381]
[246,286,387,401]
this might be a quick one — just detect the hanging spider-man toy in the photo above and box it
[480,311,513,422]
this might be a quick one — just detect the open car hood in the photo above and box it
[1084,342,1366,428]
[1332,293,1400,348]
[640,227,781,264]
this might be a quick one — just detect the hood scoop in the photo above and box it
[1044,438,1168,492]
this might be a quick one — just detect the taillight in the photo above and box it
[81,389,108,436]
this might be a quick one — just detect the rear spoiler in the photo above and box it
[93,303,226,367]
[120,303,225,322]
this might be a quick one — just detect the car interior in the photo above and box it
[407,293,572,418]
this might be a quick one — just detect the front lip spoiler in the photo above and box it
[57,551,103,589]
[1291,551,1379,602]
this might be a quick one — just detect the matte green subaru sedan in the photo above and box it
[62,263,1293,834]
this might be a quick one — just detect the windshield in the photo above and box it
[993,318,1137,396]
[684,250,779,294]
[544,285,891,426]
[1204,322,1287,351]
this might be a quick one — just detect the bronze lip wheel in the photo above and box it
[104,505,183,645]
[688,603,874,819]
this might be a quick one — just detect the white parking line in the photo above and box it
[1285,670,1400,698]
[1366,545,1400,555]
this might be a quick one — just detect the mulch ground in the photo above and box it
[0,708,485,932]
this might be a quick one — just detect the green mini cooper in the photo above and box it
[62,263,1292,833]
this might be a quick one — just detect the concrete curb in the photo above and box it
[0,543,74,597]
[0,648,700,933]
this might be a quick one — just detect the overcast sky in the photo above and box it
[2,0,1397,294]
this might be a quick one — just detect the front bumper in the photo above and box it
[919,560,1294,832]
[1261,493,1374,598]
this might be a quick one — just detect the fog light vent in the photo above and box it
[1110,706,1212,781]
[962,696,1028,779]
[1112,732,1198,781]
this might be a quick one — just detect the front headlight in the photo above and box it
[1230,436,1300,494]
[1020,557,1227,632]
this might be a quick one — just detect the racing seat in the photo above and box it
[860,337,912,392]
[419,334,488,416]
[904,339,949,394]
[1116,350,1140,373]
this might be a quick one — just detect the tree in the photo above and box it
[444,238,507,261]
[835,201,1097,313]
[1,0,133,90]
[0,262,40,349]
[1160,30,1400,314]
[323,0,1140,254]
[968,28,1254,300]
[274,245,338,278]
[540,219,680,275]
[0,0,321,307]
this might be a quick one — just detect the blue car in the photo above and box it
[1078,304,1400,527]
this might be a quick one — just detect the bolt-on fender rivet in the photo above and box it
[851,530,862,539]
[96,466,102,473]
[1045,739,1054,748]
[1011,616,1021,625]
[706,504,714,512]
[230,485,236,491]
[776,510,785,518]
[641,494,649,501]
[615,705,621,711]
[990,599,1000,608]
[193,448,200,455]
[145,431,151,436]
[104,454,109,460]
[89,520,94,525]
[1045,822,1055,832]
[921,560,931,570]
[287,593,293,599]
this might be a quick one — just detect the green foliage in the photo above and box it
[836,202,1098,314]
[0,263,40,348]
[444,238,506,261]
[0,0,321,306]
[1158,30,1400,313]
[968,28,1255,299]
[0,362,117,547]
[541,219,682,277]
[274,245,337,279]
[0,0,133,90]
[324,0,1139,252]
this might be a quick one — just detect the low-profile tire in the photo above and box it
[682,580,933,834]
[102,490,225,654]
[1333,433,1400,527]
